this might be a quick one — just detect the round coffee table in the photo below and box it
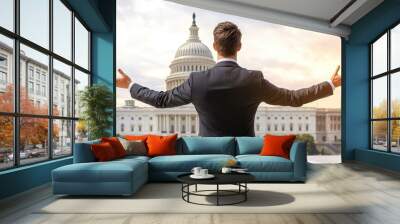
[177,173,255,206]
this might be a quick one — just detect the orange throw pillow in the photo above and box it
[91,142,117,162]
[146,134,178,157]
[260,134,296,159]
[101,137,126,158]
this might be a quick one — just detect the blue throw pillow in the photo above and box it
[236,137,263,155]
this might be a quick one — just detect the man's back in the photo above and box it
[191,61,262,136]
[130,60,333,137]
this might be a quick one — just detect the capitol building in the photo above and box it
[116,14,341,154]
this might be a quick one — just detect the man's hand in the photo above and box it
[331,65,341,88]
[117,68,133,89]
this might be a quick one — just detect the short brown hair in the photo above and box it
[213,21,242,57]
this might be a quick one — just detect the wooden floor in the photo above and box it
[1,162,400,224]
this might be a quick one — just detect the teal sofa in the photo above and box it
[52,137,307,196]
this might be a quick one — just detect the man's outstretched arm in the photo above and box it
[260,66,341,107]
[117,69,192,108]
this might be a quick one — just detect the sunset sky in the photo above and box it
[117,0,341,108]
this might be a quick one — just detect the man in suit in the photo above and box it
[117,21,341,137]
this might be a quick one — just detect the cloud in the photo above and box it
[117,0,341,108]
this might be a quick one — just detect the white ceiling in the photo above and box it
[227,0,352,22]
[166,0,384,38]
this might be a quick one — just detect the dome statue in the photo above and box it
[166,13,215,90]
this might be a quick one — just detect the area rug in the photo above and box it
[37,183,362,214]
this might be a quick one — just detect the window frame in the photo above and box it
[0,0,92,171]
[370,20,400,154]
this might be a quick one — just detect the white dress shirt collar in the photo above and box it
[216,58,238,64]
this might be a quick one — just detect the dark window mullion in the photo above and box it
[370,45,373,149]
[71,10,76,155]
[368,44,374,149]
[371,72,390,80]
[74,64,90,74]
[48,0,54,160]
[388,30,391,152]
[88,31,91,74]
[13,0,21,167]
[372,118,397,121]
[371,67,400,78]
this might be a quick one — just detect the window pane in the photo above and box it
[391,24,400,70]
[0,116,13,170]
[53,119,72,157]
[391,120,400,153]
[20,0,49,48]
[372,33,387,76]
[20,117,49,165]
[75,18,89,69]
[391,72,400,118]
[74,69,89,117]
[372,121,388,151]
[0,0,14,31]
[53,59,72,117]
[20,44,49,115]
[75,120,88,143]
[0,35,14,112]
[372,76,387,119]
[53,0,72,60]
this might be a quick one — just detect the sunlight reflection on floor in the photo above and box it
[307,155,341,164]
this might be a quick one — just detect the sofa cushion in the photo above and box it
[177,137,235,155]
[53,158,147,183]
[149,154,235,172]
[235,137,263,155]
[73,139,100,163]
[236,155,293,172]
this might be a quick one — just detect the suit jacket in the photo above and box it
[130,61,333,137]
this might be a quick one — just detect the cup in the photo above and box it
[199,169,208,176]
[191,167,202,176]
[221,167,232,174]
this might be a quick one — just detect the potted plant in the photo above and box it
[79,84,114,140]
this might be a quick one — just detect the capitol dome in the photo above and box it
[174,41,213,59]
[166,13,215,90]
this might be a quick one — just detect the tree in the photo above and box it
[0,85,15,149]
[0,84,59,151]
[79,84,114,140]
[76,119,88,141]
[372,99,400,143]
[296,134,318,155]
[372,100,387,140]
[392,100,400,143]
